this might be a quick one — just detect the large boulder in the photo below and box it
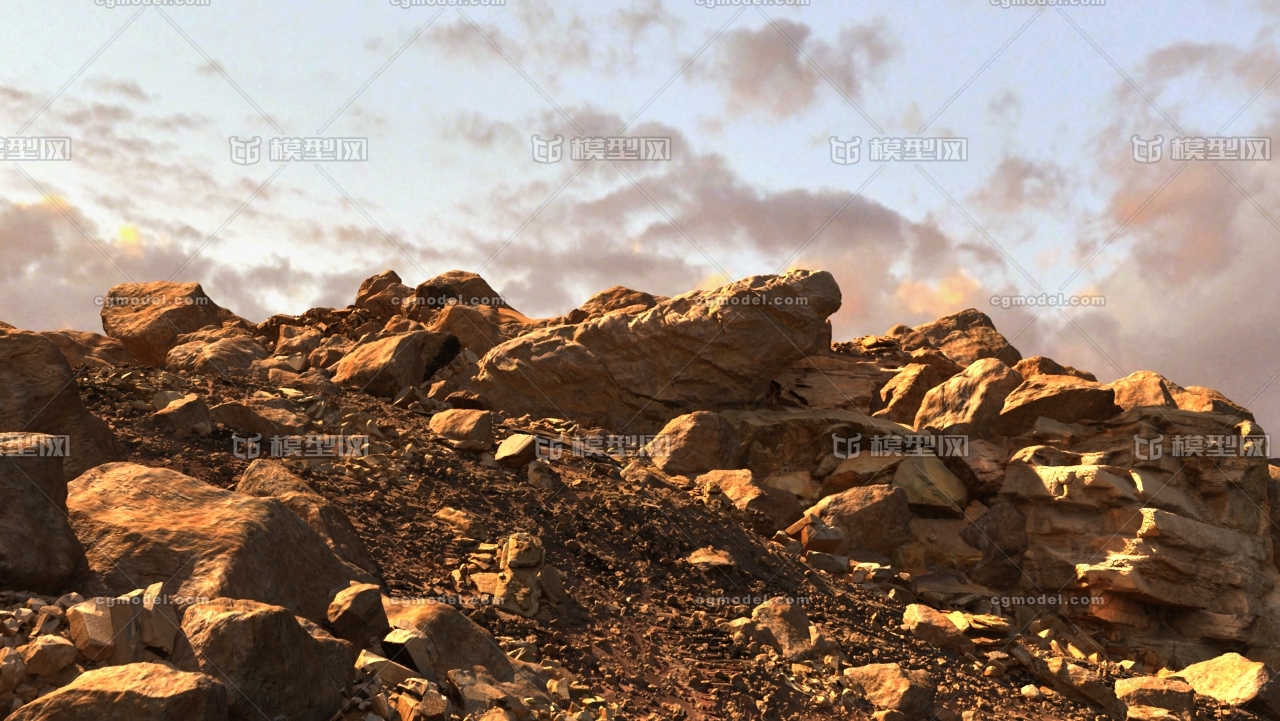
[68,463,371,623]
[166,337,267,375]
[873,363,953,424]
[0,434,83,593]
[699,470,803,536]
[890,456,968,514]
[354,270,416,322]
[178,598,355,721]
[209,397,308,439]
[719,408,906,480]
[7,663,229,721]
[993,374,1119,437]
[914,358,1023,437]
[0,329,120,480]
[725,597,834,661]
[1013,355,1096,382]
[468,271,842,432]
[100,281,238,367]
[1109,370,1254,421]
[1173,653,1280,716]
[805,485,912,556]
[841,662,936,718]
[644,411,738,477]
[425,304,503,355]
[235,460,377,575]
[39,329,138,368]
[331,331,460,398]
[897,308,1021,367]
[959,501,1028,589]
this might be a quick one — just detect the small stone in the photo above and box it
[20,635,78,676]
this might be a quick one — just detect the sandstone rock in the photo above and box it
[805,485,912,556]
[993,375,1119,437]
[381,628,437,680]
[959,502,1028,589]
[784,516,845,553]
[100,281,235,367]
[820,453,901,496]
[426,304,503,355]
[700,469,803,536]
[493,434,537,468]
[914,358,1023,437]
[0,646,24,693]
[152,393,212,437]
[1114,676,1194,721]
[805,551,849,574]
[209,397,308,439]
[139,582,180,654]
[644,411,737,477]
[275,325,323,357]
[356,648,419,686]
[891,456,968,514]
[898,309,1021,367]
[1173,385,1253,421]
[432,507,488,541]
[308,335,353,371]
[413,270,513,312]
[719,408,907,480]
[842,662,936,718]
[328,584,391,648]
[235,460,377,575]
[902,605,971,653]
[65,594,145,664]
[1042,658,1121,714]
[355,270,416,322]
[39,329,138,368]
[687,547,737,571]
[1174,652,1280,715]
[1108,370,1180,411]
[178,598,356,721]
[0,330,120,480]
[874,363,953,425]
[728,597,832,661]
[166,337,267,375]
[567,286,663,324]
[1013,355,1096,382]
[0,434,83,592]
[469,270,841,432]
[332,331,460,399]
[941,438,1007,499]
[770,353,896,413]
[6,663,229,721]
[896,517,982,573]
[429,409,492,443]
[764,470,821,500]
[69,463,371,623]
[19,634,77,676]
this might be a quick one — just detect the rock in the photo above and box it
[355,270,416,322]
[902,605,971,653]
[65,594,145,664]
[413,270,514,313]
[959,502,1028,588]
[890,456,968,514]
[177,598,356,721]
[429,409,492,443]
[493,434,537,467]
[19,635,78,676]
[328,584,391,648]
[993,375,1119,437]
[1174,653,1280,715]
[784,516,845,552]
[425,305,503,355]
[897,309,1021,367]
[0,646,24,693]
[432,507,488,541]
[1172,385,1253,420]
[209,397,308,439]
[874,363,953,425]
[842,662,936,718]
[1042,658,1122,714]
[6,663,229,721]
[728,597,830,661]
[565,285,663,324]
[235,460,378,575]
[1109,370,1181,411]
[381,628,436,680]
[1013,355,1096,382]
[644,411,738,477]
[941,438,1007,499]
[332,331,460,399]
[166,337,268,375]
[100,281,236,367]
[770,353,895,413]
[308,335,352,371]
[820,453,902,496]
[1114,676,1194,721]
[0,434,83,592]
[719,408,906,480]
[69,463,371,623]
[805,485,912,557]
[393,677,452,721]
[152,393,213,437]
[764,470,821,500]
[139,582,180,654]
[687,547,737,571]
[914,358,1023,437]
[805,551,849,574]
[468,270,842,432]
[356,648,419,686]
[700,469,803,536]
[275,325,323,357]
[38,329,138,368]
[0,330,121,480]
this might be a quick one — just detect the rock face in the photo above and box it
[235,460,377,575]
[805,485,912,557]
[1013,355,1096,382]
[331,331,460,398]
[897,308,1021,367]
[993,375,1119,437]
[178,598,355,721]
[0,434,83,593]
[68,463,371,623]
[7,662,230,721]
[644,411,738,477]
[426,305,503,355]
[959,501,1028,588]
[354,270,416,322]
[1109,370,1254,421]
[914,358,1023,437]
[100,281,237,367]
[0,329,120,480]
[469,270,842,432]
[38,330,138,369]
[873,363,953,424]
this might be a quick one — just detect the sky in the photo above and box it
[2,0,1279,430]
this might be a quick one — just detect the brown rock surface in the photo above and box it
[6,662,229,721]
[331,331,460,398]
[0,433,83,593]
[914,358,1023,437]
[805,485,912,556]
[644,411,738,477]
[39,329,138,369]
[897,308,1021,367]
[100,281,237,367]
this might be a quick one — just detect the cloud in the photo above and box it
[971,156,1070,213]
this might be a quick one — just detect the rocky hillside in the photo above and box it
[0,269,1277,721]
